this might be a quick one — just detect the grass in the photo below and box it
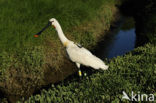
[0,0,117,73]
[17,43,156,103]
[0,0,115,50]
[14,0,156,102]
[0,0,155,103]
[0,0,118,102]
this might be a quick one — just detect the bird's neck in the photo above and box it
[55,23,69,45]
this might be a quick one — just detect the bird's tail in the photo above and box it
[100,64,109,70]
[94,56,109,70]
[86,55,109,70]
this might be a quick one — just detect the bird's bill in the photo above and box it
[34,21,51,37]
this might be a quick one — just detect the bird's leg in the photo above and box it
[78,69,82,77]
[76,63,82,77]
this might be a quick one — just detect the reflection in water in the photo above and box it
[94,18,136,59]
[105,28,135,58]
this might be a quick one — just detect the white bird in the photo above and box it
[34,18,109,76]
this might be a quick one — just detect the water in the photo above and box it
[107,29,135,58]
[94,17,136,59]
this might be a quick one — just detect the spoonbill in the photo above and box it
[34,18,109,76]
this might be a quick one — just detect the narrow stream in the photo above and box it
[94,17,136,59]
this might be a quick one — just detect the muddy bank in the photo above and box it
[5,58,77,103]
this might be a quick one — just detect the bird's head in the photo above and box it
[49,18,58,28]
[34,18,58,37]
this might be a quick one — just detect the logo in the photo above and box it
[122,91,155,102]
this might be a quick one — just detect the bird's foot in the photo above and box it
[84,72,87,77]
[78,70,87,78]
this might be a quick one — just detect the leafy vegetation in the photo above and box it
[0,0,118,102]
[17,43,156,103]
[1,0,155,102]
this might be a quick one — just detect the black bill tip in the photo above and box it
[34,21,51,37]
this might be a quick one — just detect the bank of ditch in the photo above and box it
[0,0,119,102]
[18,0,156,102]
[18,43,156,103]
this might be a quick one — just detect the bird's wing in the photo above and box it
[69,46,92,56]
[66,45,108,70]
[66,46,94,64]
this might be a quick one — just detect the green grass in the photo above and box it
[0,0,116,74]
[0,0,116,72]
[0,0,114,50]
[0,0,155,103]
[17,43,156,103]
[0,0,117,102]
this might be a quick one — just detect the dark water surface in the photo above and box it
[106,29,135,58]
[94,17,136,59]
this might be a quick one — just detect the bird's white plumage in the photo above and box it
[66,44,108,70]
[49,18,108,70]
